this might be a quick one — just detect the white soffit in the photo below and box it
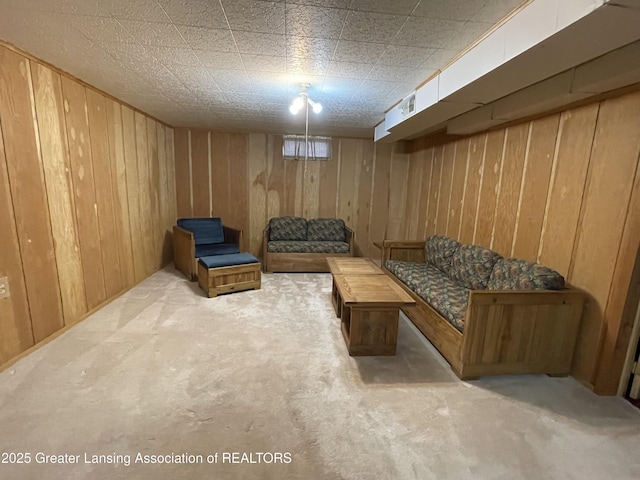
[378,0,640,142]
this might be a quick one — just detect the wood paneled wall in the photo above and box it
[0,43,177,366]
[401,90,640,394]
[173,130,411,257]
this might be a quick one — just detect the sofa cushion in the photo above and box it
[307,218,346,242]
[387,260,468,332]
[450,244,502,290]
[267,241,350,254]
[425,235,461,274]
[195,243,240,257]
[269,216,307,241]
[488,258,565,290]
[199,252,259,269]
[178,217,224,245]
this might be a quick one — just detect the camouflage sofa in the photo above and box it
[262,216,354,272]
[381,236,584,379]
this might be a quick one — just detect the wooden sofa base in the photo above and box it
[264,252,351,273]
[385,269,584,380]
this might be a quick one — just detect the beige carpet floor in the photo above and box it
[1,267,640,480]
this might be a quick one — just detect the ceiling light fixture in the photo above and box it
[289,84,323,176]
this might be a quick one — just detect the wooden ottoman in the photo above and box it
[197,253,261,298]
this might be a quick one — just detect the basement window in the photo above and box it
[283,135,332,160]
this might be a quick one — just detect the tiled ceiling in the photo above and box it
[0,0,525,137]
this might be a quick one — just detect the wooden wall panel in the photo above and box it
[436,144,455,236]
[368,143,391,256]
[537,105,598,276]
[165,128,177,226]
[415,140,433,239]
[511,114,559,262]
[285,156,302,217]
[474,131,504,247]
[156,123,171,265]
[87,89,122,298]
[228,133,249,245]
[248,133,268,256]
[318,150,339,218]
[569,93,640,383]
[146,117,161,270]
[106,99,135,287]
[426,145,443,236]
[134,112,154,276]
[403,150,423,239]
[173,128,192,218]
[0,49,64,341]
[0,123,34,362]
[459,135,485,245]
[191,130,210,217]
[337,138,358,227]
[355,140,374,255]
[211,131,231,221]
[30,63,87,323]
[267,135,284,221]
[448,138,469,239]
[387,145,409,239]
[491,123,529,254]
[0,42,174,369]
[121,106,145,283]
[302,161,320,220]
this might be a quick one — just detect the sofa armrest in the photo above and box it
[223,225,243,250]
[381,240,426,264]
[345,225,355,255]
[173,225,196,280]
[460,289,584,377]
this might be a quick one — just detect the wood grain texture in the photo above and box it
[511,114,559,261]
[0,119,34,362]
[134,112,154,276]
[121,106,145,283]
[191,129,210,217]
[318,149,339,218]
[354,140,374,255]
[302,160,320,220]
[491,123,529,255]
[416,141,433,240]
[403,150,423,239]
[165,128,177,226]
[248,133,268,256]
[448,138,469,240]
[338,138,358,227]
[436,143,455,236]
[267,135,284,220]
[474,130,504,248]
[459,135,485,245]
[86,89,122,298]
[387,145,409,239]
[368,143,391,255]
[146,117,161,270]
[30,63,87,323]
[61,75,108,311]
[227,133,249,243]
[173,128,192,217]
[211,131,231,221]
[105,99,135,287]
[426,145,443,236]
[0,49,64,341]
[156,123,170,264]
[537,104,598,276]
[570,93,640,384]
[285,155,302,216]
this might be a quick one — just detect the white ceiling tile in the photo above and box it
[102,0,172,23]
[358,79,399,97]
[207,69,255,92]
[446,22,493,51]
[222,0,286,35]
[287,56,330,76]
[287,0,352,7]
[287,36,337,61]
[333,40,386,64]
[158,0,229,29]
[327,61,374,79]
[6,0,108,15]
[195,51,244,69]
[69,15,136,43]
[393,17,464,48]
[285,4,347,39]
[350,0,419,15]
[472,0,525,24]
[420,48,460,69]
[368,64,418,82]
[145,46,202,67]
[412,0,487,20]
[234,32,286,56]
[340,11,406,44]
[378,45,435,66]
[242,54,287,72]
[177,26,237,52]
[117,19,186,47]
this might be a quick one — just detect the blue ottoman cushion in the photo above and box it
[199,253,259,269]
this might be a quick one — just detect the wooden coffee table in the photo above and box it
[327,257,384,318]
[332,274,415,356]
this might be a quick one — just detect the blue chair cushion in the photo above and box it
[199,253,259,269]
[195,243,240,257]
[177,217,224,245]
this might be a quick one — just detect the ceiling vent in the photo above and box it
[399,92,416,117]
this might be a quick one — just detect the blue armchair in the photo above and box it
[173,217,242,280]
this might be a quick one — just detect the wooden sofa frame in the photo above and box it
[381,240,585,379]
[262,226,355,273]
[173,225,243,281]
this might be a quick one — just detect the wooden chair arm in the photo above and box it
[381,240,426,263]
[173,226,195,280]
[345,226,355,255]
[223,225,242,249]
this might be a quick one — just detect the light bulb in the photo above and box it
[293,96,304,110]
[312,102,322,114]
[289,104,299,115]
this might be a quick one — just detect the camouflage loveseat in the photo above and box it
[381,235,584,379]
[262,216,354,272]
